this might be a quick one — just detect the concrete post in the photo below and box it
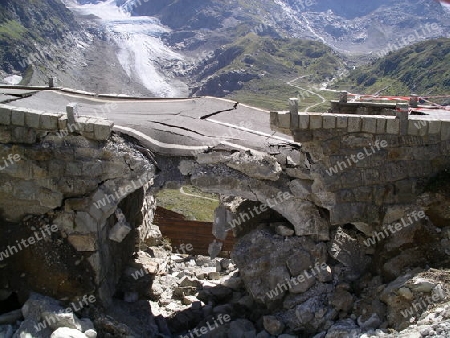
[396,102,409,135]
[396,103,409,116]
[339,91,348,103]
[409,94,418,108]
[48,77,57,88]
[270,111,279,127]
[289,98,299,128]
[66,103,78,125]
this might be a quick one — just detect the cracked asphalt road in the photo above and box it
[5,88,295,155]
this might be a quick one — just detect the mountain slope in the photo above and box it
[130,0,450,55]
[0,0,155,96]
[190,35,344,110]
[0,0,79,74]
[1,0,449,104]
[122,0,450,105]
[333,38,450,96]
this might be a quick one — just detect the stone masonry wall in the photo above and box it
[0,103,156,305]
[271,110,450,228]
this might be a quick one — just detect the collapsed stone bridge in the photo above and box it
[1,85,450,335]
[270,97,450,226]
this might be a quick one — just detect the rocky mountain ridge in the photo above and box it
[0,0,79,73]
[130,0,450,55]
[1,0,450,105]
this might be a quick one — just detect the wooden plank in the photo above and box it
[154,207,235,257]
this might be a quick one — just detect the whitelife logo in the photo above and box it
[93,176,150,209]
[363,211,426,247]
[414,119,427,130]
[400,287,446,318]
[0,153,21,171]
[178,314,231,338]
[227,192,293,230]
[264,263,328,300]
[0,224,59,261]
[326,140,388,176]
[377,23,440,57]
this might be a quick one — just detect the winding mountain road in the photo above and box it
[286,76,327,112]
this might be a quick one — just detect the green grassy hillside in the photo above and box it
[156,186,219,222]
[194,34,344,111]
[333,38,450,96]
[0,0,79,75]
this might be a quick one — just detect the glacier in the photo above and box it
[69,0,189,97]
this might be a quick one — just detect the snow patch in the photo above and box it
[3,75,23,85]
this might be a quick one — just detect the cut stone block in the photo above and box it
[299,114,310,129]
[322,115,336,129]
[0,105,12,125]
[376,118,386,133]
[11,108,25,126]
[93,120,113,141]
[270,111,277,124]
[40,113,59,130]
[441,121,450,141]
[347,116,361,132]
[386,119,400,134]
[12,127,36,144]
[428,121,441,135]
[336,115,348,129]
[0,128,11,143]
[24,110,40,128]
[362,117,377,133]
[310,115,322,129]
[278,113,290,129]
